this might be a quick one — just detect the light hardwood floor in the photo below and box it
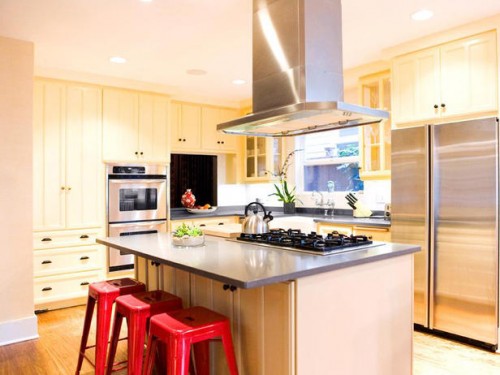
[1,305,499,374]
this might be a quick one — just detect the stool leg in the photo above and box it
[128,310,149,375]
[95,295,115,375]
[221,328,239,375]
[142,334,158,375]
[105,313,123,375]
[193,341,210,375]
[168,336,191,375]
[75,296,95,375]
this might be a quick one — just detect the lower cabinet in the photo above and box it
[33,228,106,310]
[316,222,391,241]
[170,216,240,232]
[137,261,294,375]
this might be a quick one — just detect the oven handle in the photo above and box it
[109,220,167,229]
[109,179,166,184]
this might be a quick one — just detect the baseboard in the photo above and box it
[0,314,39,346]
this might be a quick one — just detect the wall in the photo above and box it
[0,36,37,345]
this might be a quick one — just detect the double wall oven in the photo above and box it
[106,164,167,272]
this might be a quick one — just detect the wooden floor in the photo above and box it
[1,305,500,374]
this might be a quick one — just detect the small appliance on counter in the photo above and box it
[242,202,273,234]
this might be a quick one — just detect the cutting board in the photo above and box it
[202,223,242,238]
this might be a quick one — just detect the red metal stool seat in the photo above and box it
[105,290,183,375]
[75,277,146,375]
[143,306,239,375]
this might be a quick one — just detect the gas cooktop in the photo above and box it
[234,228,383,256]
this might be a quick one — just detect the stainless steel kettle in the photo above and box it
[242,202,273,234]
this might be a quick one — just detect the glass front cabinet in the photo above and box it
[358,70,391,180]
[244,137,283,182]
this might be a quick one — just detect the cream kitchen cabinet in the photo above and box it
[170,216,240,232]
[244,137,283,181]
[358,71,391,180]
[137,261,294,375]
[33,228,105,311]
[33,80,104,231]
[102,88,169,162]
[201,106,241,153]
[171,101,202,152]
[392,31,498,126]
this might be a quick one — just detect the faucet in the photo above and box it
[312,191,332,216]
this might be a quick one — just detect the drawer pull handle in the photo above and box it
[200,224,206,227]
[80,282,90,286]
[80,256,90,260]
[80,235,89,239]
[41,260,52,264]
[42,287,52,292]
[218,222,224,225]
[41,238,52,242]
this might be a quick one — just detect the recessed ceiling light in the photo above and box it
[186,69,207,76]
[110,56,127,64]
[232,79,246,85]
[411,9,434,21]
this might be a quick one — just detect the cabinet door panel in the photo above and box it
[138,94,169,162]
[440,32,498,117]
[65,85,103,229]
[102,89,138,160]
[219,108,240,152]
[201,106,220,150]
[33,81,66,230]
[392,48,440,125]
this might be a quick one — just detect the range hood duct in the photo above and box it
[217,0,389,137]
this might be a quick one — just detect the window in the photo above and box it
[295,128,364,192]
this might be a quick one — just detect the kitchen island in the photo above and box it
[98,233,419,375]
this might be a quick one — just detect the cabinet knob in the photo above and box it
[183,139,187,142]
[199,224,206,227]
[221,141,224,144]
[140,151,144,155]
[80,256,90,260]
[433,104,439,109]
[80,234,89,239]
[41,237,52,242]
[42,287,52,292]
[441,103,446,108]
[178,138,182,142]
[80,281,90,286]
[218,222,224,225]
[41,260,52,264]
[61,186,66,191]
[217,141,220,144]
[135,151,139,155]
[67,186,72,191]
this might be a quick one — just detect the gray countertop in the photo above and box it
[170,206,390,228]
[98,233,416,289]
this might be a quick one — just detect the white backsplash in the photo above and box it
[218,179,391,211]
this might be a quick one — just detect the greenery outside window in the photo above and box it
[295,128,364,193]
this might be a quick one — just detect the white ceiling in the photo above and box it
[1,0,500,104]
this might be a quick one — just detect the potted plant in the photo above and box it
[269,149,302,214]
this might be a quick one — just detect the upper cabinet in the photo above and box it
[171,102,202,151]
[244,137,283,182]
[201,106,241,153]
[103,88,169,162]
[171,101,242,154]
[34,80,104,231]
[392,31,498,127]
[358,71,391,180]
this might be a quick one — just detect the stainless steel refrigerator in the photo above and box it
[391,117,499,348]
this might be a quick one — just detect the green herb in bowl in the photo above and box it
[173,223,203,238]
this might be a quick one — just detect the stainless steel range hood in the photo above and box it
[217,0,389,137]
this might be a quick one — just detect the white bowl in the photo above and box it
[186,207,217,214]
[172,235,205,247]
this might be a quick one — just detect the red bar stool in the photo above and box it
[143,306,239,375]
[75,278,146,375]
[105,290,183,375]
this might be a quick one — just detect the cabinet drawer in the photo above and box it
[33,228,102,250]
[353,226,391,242]
[316,223,353,236]
[34,245,103,277]
[192,216,239,227]
[34,270,101,304]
